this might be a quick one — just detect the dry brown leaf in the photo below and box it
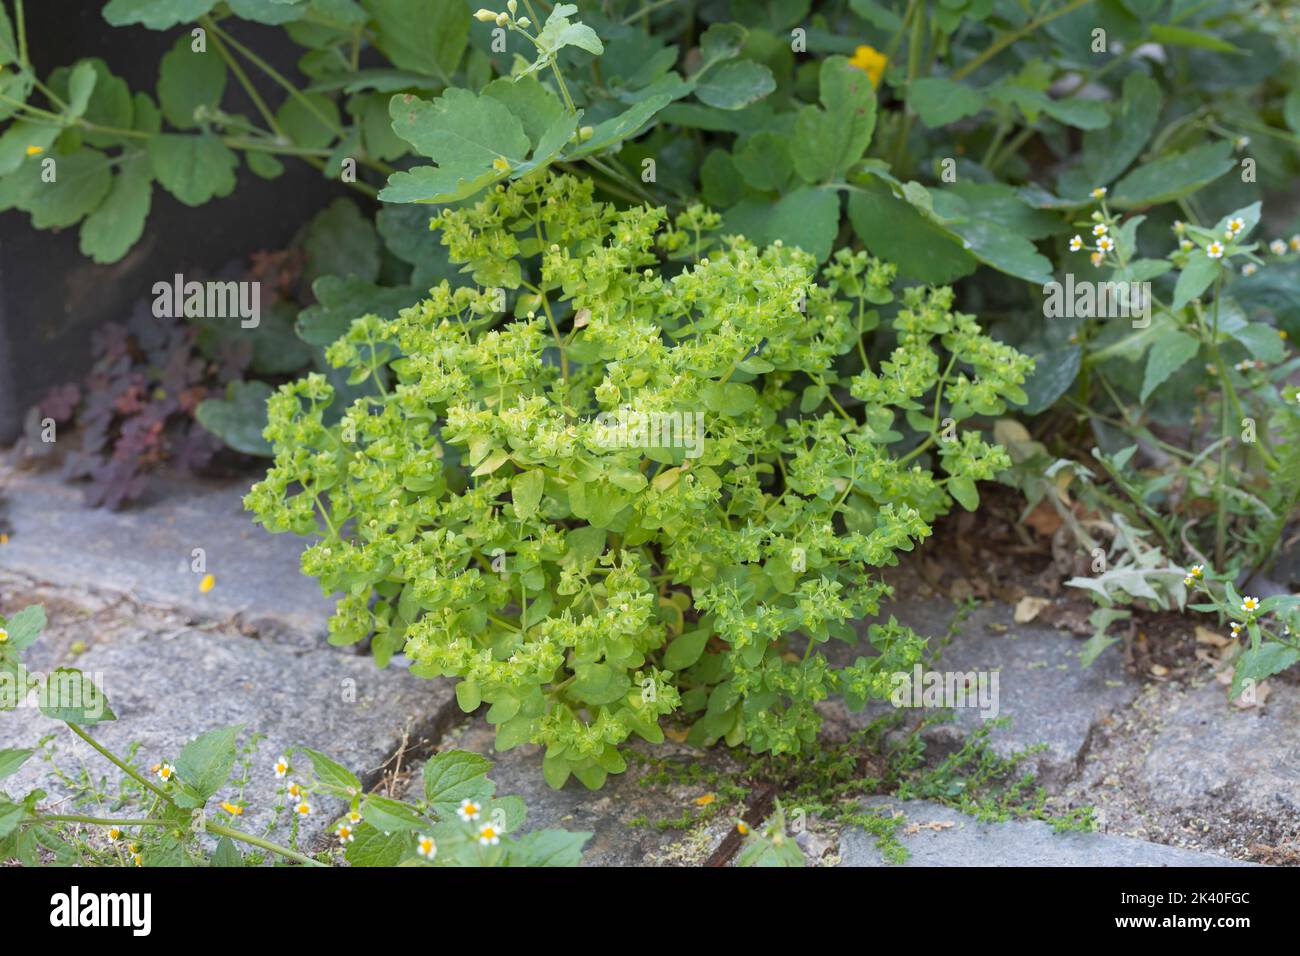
[1195,626,1229,647]
[1150,664,1170,677]
[1234,682,1271,709]
[1014,596,1052,623]
[1023,499,1064,537]
[903,821,955,835]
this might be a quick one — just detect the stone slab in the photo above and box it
[0,613,459,848]
[0,461,335,645]
[839,798,1257,867]
[824,595,1139,784]
[399,720,737,867]
[1138,680,1300,846]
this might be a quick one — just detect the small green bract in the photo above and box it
[246,172,1033,789]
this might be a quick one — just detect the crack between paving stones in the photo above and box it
[705,782,777,867]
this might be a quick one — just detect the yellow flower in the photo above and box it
[199,573,215,593]
[287,782,302,798]
[25,145,43,156]
[847,45,888,87]
[0,628,7,643]
[736,821,750,835]
[1090,186,1107,199]
[220,801,243,816]
[491,156,511,173]
[1089,251,1104,267]
[108,827,121,841]
[694,793,716,807]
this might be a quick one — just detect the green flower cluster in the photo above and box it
[246,173,1033,789]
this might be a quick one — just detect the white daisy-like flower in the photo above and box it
[295,800,312,817]
[1097,236,1115,253]
[287,782,302,798]
[1092,223,1108,237]
[1226,217,1245,238]
[1091,186,1107,199]
[336,823,355,844]
[417,835,437,859]
[156,762,175,782]
[1234,135,1250,150]
[1270,239,1287,255]
[1241,263,1258,277]
[1290,235,1300,251]
[348,810,362,825]
[1207,241,1225,259]
[274,756,289,779]
[1069,235,1084,251]
[457,798,482,822]
[1090,251,1104,268]
[1235,360,1253,371]
[1241,596,1260,614]
[477,823,501,846]
[108,827,122,841]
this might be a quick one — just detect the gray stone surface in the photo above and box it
[1138,681,1300,844]
[0,460,334,645]
[399,720,736,867]
[839,798,1256,867]
[0,611,459,847]
[824,596,1139,784]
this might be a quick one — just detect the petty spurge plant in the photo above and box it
[246,171,1033,789]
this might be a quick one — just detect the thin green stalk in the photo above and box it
[203,16,283,138]
[206,20,347,139]
[952,0,1095,81]
[206,822,327,867]
[66,724,169,801]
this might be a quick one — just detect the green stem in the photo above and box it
[207,821,327,867]
[203,16,283,138]
[952,0,1095,81]
[36,815,164,828]
[66,724,169,800]
[206,20,346,140]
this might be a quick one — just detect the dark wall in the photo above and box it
[0,1,354,442]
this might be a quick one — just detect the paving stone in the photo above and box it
[1137,680,1300,846]
[399,720,737,867]
[838,798,1258,867]
[0,614,459,848]
[0,460,333,645]
[823,596,1139,784]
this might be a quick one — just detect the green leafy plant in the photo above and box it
[0,604,588,866]
[246,171,1033,788]
[1186,577,1300,700]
